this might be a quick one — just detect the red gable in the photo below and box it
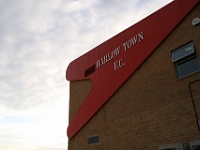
[66,0,200,139]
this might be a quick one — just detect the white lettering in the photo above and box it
[104,55,109,63]
[123,43,127,51]
[123,31,144,51]
[114,58,125,71]
[96,31,144,69]
[96,60,101,68]
[138,32,144,42]
[96,46,121,69]
[131,36,137,45]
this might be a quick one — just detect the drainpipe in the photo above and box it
[188,78,200,131]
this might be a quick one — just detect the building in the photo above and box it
[66,0,200,149]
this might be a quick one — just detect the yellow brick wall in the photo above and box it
[68,3,200,150]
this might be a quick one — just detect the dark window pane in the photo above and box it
[160,148,176,150]
[172,43,195,62]
[176,57,200,78]
[88,135,99,144]
[85,65,96,77]
[192,145,200,150]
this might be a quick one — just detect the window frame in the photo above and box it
[190,140,200,150]
[172,42,195,62]
[159,143,184,150]
[172,42,200,79]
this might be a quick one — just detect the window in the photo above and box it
[160,148,176,150]
[172,42,200,79]
[159,143,184,150]
[85,65,96,77]
[190,140,200,150]
[192,145,200,150]
[87,135,99,144]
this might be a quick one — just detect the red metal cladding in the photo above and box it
[66,0,200,139]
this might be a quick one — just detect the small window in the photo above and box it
[160,148,176,150]
[192,145,200,150]
[172,42,195,62]
[85,65,96,77]
[87,135,99,145]
[172,42,200,79]
[190,140,200,150]
[159,143,184,150]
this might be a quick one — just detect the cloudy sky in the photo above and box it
[0,0,172,150]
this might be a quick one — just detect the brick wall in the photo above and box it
[68,3,200,150]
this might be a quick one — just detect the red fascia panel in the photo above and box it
[180,0,200,15]
[66,0,200,139]
[159,1,183,37]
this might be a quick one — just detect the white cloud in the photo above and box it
[0,0,172,149]
[0,99,68,150]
